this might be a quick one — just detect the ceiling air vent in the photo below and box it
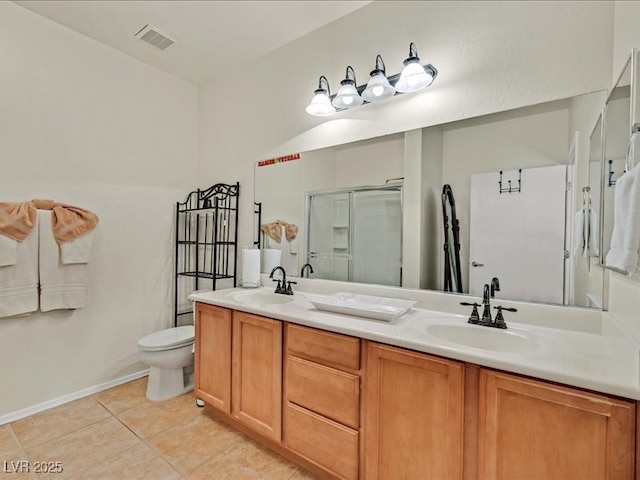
[134,24,176,51]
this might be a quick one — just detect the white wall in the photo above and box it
[0,3,198,417]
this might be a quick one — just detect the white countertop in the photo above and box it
[189,285,640,400]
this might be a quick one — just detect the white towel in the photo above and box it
[0,220,39,318]
[573,208,599,257]
[288,236,299,255]
[0,234,18,266]
[60,230,95,264]
[573,209,585,256]
[587,208,599,257]
[605,163,640,273]
[39,210,91,312]
[627,131,640,172]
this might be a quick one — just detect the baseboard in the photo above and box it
[0,369,149,426]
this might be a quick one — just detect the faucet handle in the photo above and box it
[285,280,297,295]
[460,302,481,324]
[493,305,516,329]
[272,278,283,293]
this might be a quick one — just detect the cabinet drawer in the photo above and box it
[287,355,360,429]
[285,402,359,480]
[287,324,360,370]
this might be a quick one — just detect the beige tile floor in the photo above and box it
[2,377,317,480]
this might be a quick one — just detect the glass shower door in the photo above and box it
[351,188,402,286]
[307,192,350,281]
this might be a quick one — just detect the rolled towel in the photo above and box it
[261,221,283,244]
[32,199,99,244]
[0,202,37,241]
[281,221,299,242]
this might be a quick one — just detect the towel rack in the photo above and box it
[499,169,522,194]
[608,160,622,187]
[173,183,240,327]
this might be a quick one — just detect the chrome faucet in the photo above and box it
[269,266,296,295]
[300,263,314,278]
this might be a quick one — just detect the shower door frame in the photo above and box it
[305,182,403,285]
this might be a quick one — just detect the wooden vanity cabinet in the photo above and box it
[195,302,638,480]
[194,304,283,441]
[364,342,465,480]
[194,303,232,413]
[478,369,636,480]
[284,324,362,480]
[232,311,283,441]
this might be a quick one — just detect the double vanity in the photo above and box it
[189,278,640,479]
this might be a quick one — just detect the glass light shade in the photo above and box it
[305,91,336,116]
[395,61,434,93]
[332,82,363,109]
[362,72,395,102]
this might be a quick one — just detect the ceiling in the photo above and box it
[13,0,371,85]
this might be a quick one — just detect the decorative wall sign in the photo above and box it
[258,153,301,167]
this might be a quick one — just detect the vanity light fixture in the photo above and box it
[362,55,396,102]
[305,42,437,116]
[305,76,336,117]
[395,42,435,93]
[332,66,363,109]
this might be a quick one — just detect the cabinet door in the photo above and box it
[194,303,232,413]
[479,369,635,480]
[232,312,283,441]
[365,342,464,480]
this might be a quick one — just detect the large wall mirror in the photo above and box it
[255,91,607,309]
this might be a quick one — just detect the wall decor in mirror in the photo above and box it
[602,49,640,276]
[255,91,607,309]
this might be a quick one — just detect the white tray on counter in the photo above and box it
[308,292,417,322]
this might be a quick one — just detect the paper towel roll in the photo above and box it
[261,248,282,274]
[242,249,261,288]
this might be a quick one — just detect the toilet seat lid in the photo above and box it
[138,325,195,351]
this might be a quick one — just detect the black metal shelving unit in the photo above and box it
[174,183,239,327]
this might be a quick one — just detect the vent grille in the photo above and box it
[135,24,176,51]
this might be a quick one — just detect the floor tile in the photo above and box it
[116,393,201,440]
[0,426,38,480]
[189,438,298,480]
[69,443,182,480]
[23,416,141,479]
[147,414,243,475]
[11,397,111,450]
[93,377,148,414]
[288,467,319,480]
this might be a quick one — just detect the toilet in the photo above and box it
[137,325,195,401]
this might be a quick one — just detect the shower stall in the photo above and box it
[305,183,402,286]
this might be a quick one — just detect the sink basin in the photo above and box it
[425,324,541,354]
[229,291,295,306]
